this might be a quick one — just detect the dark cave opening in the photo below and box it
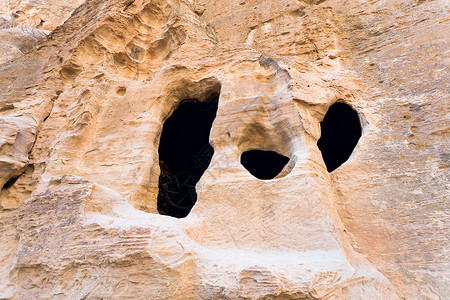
[317,102,362,172]
[2,175,20,190]
[241,150,290,180]
[157,95,219,218]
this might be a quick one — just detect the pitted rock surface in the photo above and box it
[0,0,448,299]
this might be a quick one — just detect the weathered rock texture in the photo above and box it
[0,0,448,299]
[1,0,84,30]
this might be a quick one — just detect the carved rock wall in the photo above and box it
[0,0,448,299]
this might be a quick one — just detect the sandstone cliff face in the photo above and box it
[1,0,84,30]
[0,0,448,299]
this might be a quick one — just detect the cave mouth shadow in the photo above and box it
[157,94,219,218]
[317,102,362,172]
[241,150,290,180]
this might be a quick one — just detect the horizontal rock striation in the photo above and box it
[0,0,448,299]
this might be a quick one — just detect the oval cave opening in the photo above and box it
[317,102,362,172]
[158,94,219,218]
[241,150,290,180]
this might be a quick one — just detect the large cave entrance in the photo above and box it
[158,95,219,218]
[317,102,362,172]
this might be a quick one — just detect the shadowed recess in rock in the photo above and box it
[241,150,290,180]
[158,95,219,218]
[318,102,362,172]
[1,175,20,190]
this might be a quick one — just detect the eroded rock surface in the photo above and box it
[0,0,84,30]
[0,0,448,299]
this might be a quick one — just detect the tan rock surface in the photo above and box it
[0,0,84,30]
[0,0,448,299]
